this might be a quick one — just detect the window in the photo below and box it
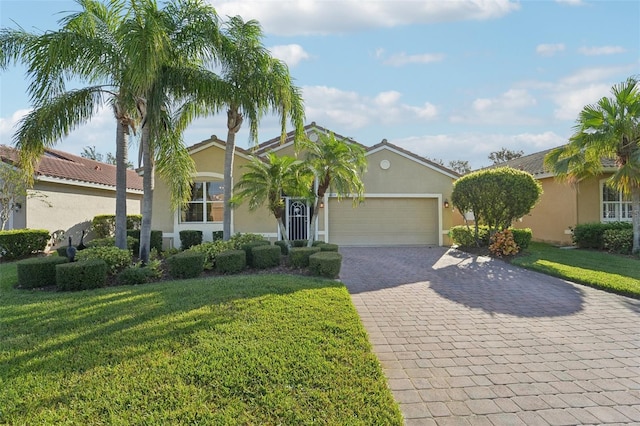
[601,183,632,222]
[181,181,224,223]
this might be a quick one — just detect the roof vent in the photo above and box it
[94,165,101,171]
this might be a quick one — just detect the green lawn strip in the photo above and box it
[0,264,402,425]
[512,242,640,298]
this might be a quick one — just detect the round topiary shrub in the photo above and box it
[319,243,339,252]
[274,240,289,255]
[309,251,342,279]
[167,251,204,279]
[251,245,281,269]
[116,266,153,285]
[289,247,321,268]
[241,240,270,266]
[215,250,246,274]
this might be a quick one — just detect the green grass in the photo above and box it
[511,242,640,298]
[0,262,402,425]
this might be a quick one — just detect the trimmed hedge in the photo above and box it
[292,239,308,247]
[312,240,326,247]
[289,247,321,268]
[251,245,281,269]
[190,240,232,270]
[179,230,203,250]
[126,229,163,255]
[449,226,532,249]
[75,246,131,275]
[274,240,289,255]
[17,256,68,288]
[603,228,634,255]
[56,259,108,291]
[320,243,339,252]
[87,236,137,251]
[229,233,266,248]
[212,231,223,242]
[215,250,246,274]
[511,228,532,250]
[116,266,153,286]
[572,222,632,250]
[0,229,50,260]
[167,251,204,279]
[92,214,142,238]
[309,251,342,279]
[241,240,270,266]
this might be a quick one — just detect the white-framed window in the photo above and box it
[180,181,224,223]
[601,181,632,222]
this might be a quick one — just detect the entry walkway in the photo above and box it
[339,246,640,425]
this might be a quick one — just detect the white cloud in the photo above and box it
[391,131,566,169]
[536,43,565,56]
[578,45,626,56]
[210,0,520,36]
[451,89,538,125]
[302,85,438,129]
[381,52,444,67]
[555,0,585,6]
[268,44,311,67]
[0,108,30,144]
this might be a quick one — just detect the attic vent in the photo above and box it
[94,165,102,171]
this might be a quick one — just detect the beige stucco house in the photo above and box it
[494,148,628,245]
[152,123,460,248]
[0,145,143,247]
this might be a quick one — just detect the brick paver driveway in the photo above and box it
[340,246,640,425]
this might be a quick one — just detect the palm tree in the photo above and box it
[302,132,367,246]
[231,153,313,247]
[211,16,305,241]
[544,77,640,253]
[1,0,138,249]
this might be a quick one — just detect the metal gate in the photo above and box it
[286,198,309,241]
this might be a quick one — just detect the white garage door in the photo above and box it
[328,197,439,246]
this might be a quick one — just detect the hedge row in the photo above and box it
[17,256,108,291]
[572,222,632,250]
[449,226,532,250]
[0,229,50,260]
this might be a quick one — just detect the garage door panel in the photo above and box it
[328,198,438,246]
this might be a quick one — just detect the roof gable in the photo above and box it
[366,139,460,179]
[0,145,143,191]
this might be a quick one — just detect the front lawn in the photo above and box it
[0,262,402,425]
[511,242,640,298]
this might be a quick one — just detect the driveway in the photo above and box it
[339,246,640,425]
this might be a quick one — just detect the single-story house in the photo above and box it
[0,145,143,248]
[494,147,626,245]
[152,123,460,248]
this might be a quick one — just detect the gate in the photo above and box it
[286,198,309,241]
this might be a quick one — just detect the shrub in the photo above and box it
[212,231,223,242]
[75,246,131,275]
[241,240,271,266]
[449,226,490,247]
[0,229,50,260]
[603,228,634,255]
[87,236,137,251]
[572,222,632,249]
[309,252,342,279]
[251,245,281,269]
[116,266,155,286]
[56,259,108,291]
[229,233,266,249]
[215,250,246,274]
[179,230,202,250]
[92,214,142,238]
[274,240,289,255]
[190,240,232,269]
[289,247,321,268]
[292,239,308,247]
[320,243,339,252]
[17,256,68,288]
[511,228,532,250]
[167,251,204,279]
[126,229,163,255]
[312,240,326,247]
[489,229,519,257]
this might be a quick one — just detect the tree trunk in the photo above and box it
[223,109,243,241]
[114,118,129,250]
[276,216,290,248]
[139,123,153,265]
[307,175,330,247]
[632,185,640,254]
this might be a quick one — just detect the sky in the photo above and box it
[1,0,639,169]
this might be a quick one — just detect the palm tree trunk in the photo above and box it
[223,108,243,240]
[306,199,320,247]
[114,118,129,250]
[139,123,153,264]
[276,216,291,248]
[632,186,640,254]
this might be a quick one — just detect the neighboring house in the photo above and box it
[152,123,460,248]
[0,145,143,248]
[493,147,624,245]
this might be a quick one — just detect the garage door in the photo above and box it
[328,197,439,246]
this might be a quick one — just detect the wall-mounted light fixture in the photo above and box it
[319,201,325,209]
[443,199,450,209]
[14,202,22,212]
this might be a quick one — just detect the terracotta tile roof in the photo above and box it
[253,122,366,155]
[186,134,253,156]
[0,145,143,191]
[490,145,618,176]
